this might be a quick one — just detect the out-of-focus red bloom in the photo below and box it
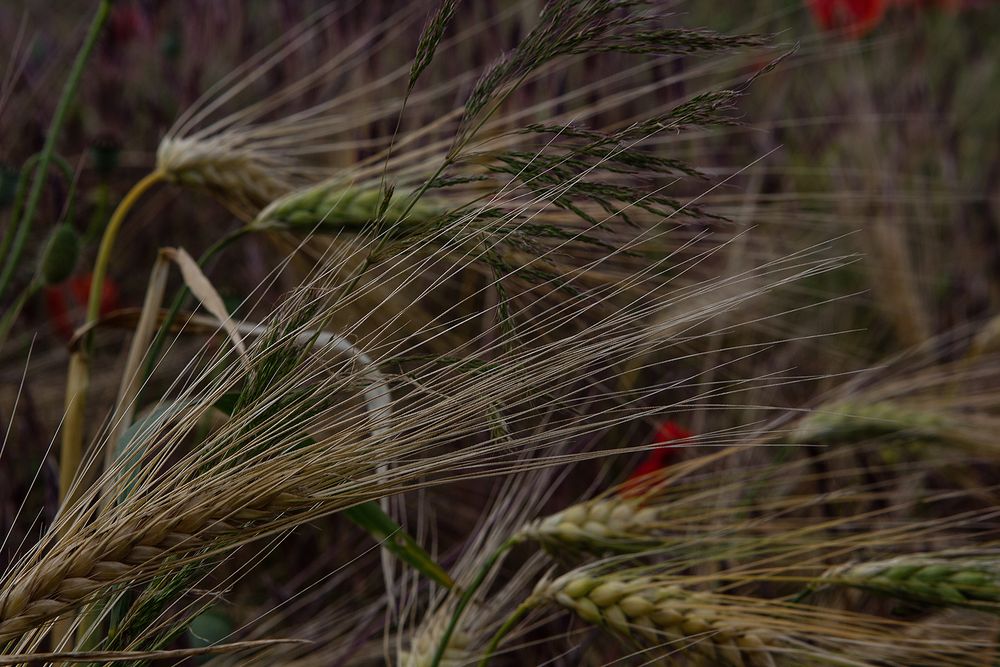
[809,0,887,37]
[108,2,152,45]
[809,0,973,38]
[45,273,121,341]
[621,421,692,496]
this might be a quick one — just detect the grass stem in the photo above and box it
[59,170,164,510]
[0,0,112,300]
[477,598,536,667]
[430,537,520,667]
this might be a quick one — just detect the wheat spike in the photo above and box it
[0,488,307,641]
[5,214,831,644]
[251,180,440,232]
[399,615,472,667]
[517,496,661,552]
[791,400,954,446]
[535,572,782,667]
[820,556,1000,608]
[156,136,296,213]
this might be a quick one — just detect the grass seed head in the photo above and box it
[821,556,1000,608]
[252,181,440,233]
[536,571,782,667]
[517,496,660,553]
[156,136,294,213]
[399,616,471,667]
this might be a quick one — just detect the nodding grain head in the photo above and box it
[251,180,440,233]
[517,495,661,553]
[535,572,784,667]
[399,616,472,667]
[156,136,296,214]
[819,556,1000,609]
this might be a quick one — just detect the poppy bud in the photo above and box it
[38,223,80,286]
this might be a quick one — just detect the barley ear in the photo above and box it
[517,496,661,553]
[818,556,1000,609]
[156,137,292,213]
[536,573,782,667]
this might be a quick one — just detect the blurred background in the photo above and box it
[3,0,996,351]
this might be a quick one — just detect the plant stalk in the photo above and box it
[60,170,163,507]
[477,598,537,667]
[0,0,112,300]
[430,537,520,667]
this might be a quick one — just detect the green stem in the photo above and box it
[0,0,112,300]
[478,598,537,667]
[430,537,520,667]
[85,182,111,243]
[0,153,76,295]
[0,165,34,289]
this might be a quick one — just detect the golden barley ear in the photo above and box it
[156,136,295,215]
[535,573,785,667]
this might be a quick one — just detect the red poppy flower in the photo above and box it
[108,2,152,45]
[45,273,121,340]
[621,421,692,496]
[809,0,887,37]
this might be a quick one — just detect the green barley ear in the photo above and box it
[37,222,80,285]
[250,181,441,234]
[791,400,954,446]
[818,556,1000,609]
